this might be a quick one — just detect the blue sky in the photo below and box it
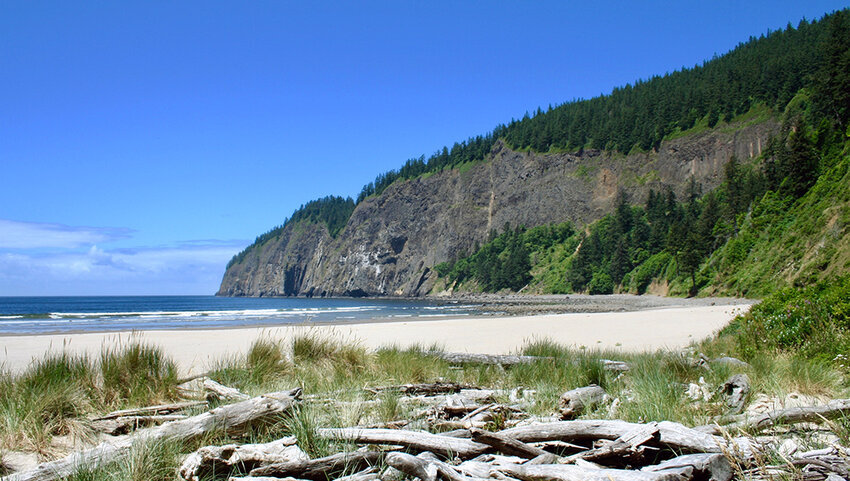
[2,1,847,296]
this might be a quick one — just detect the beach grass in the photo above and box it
[3,325,849,479]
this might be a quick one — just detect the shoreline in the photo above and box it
[0,302,753,377]
[0,293,755,338]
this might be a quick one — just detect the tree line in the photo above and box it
[228,10,849,274]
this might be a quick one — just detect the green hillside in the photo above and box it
[229,9,849,298]
[431,9,850,299]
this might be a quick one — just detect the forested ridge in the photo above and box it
[227,9,850,292]
[436,10,850,297]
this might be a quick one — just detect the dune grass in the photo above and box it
[3,321,848,480]
[0,341,180,455]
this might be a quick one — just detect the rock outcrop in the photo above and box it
[218,120,778,297]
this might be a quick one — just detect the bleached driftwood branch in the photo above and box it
[6,388,302,481]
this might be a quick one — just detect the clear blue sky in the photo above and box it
[1,1,847,295]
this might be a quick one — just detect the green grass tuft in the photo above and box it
[100,341,178,407]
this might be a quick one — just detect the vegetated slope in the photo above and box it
[436,10,850,298]
[219,10,847,298]
[220,120,774,297]
[438,103,849,298]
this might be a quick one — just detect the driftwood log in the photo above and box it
[91,400,207,420]
[426,351,630,372]
[317,428,489,459]
[558,385,608,419]
[496,463,691,481]
[366,382,479,396]
[91,414,188,435]
[720,374,750,414]
[497,420,722,454]
[204,378,250,402]
[5,388,302,481]
[179,436,307,481]
[707,398,850,434]
[386,452,475,481]
[248,451,382,479]
[563,422,659,464]
[468,427,552,460]
[642,453,733,481]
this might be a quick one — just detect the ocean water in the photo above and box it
[0,296,481,335]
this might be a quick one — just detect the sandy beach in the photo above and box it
[0,303,751,376]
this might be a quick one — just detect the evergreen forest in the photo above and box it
[229,9,850,299]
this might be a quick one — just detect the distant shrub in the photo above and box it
[588,271,614,295]
[731,275,850,362]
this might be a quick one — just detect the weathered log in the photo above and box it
[496,463,691,481]
[317,428,489,459]
[91,414,188,435]
[427,352,545,366]
[249,451,382,480]
[91,400,207,420]
[720,374,750,414]
[178,436,307,481]
[334,466,381,481]
[791,457,850,478]
[427,352,631,372]
[387,452,485,481]
[563,422,659,464]
[6,388,302,481]
[468,428,550,459]
[385,452,438,481]
[204,378,250,401]
[227,477,305,481]
[558,385,607,419]
[459,404,494,422]
[498,420,722,454]
[642,453,733,481]
[366,382,479,396]
[713,398,850,433]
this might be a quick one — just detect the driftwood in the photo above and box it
[563,422,659,464]
[426,351,630,372]
[386,452,475,481]
[178,436,307,481]
[366,382,479,396]
[6,388,302,481]
[91,414,188,435]
[496,463,691,481]
[468,428,551,460]
[427,352,546,366]
[317,428,489,459]
[498,420,722,454]
[642,454,733,481]
[248,451,382,479]
[710,398,850,433]
[720,374,750,414]
[204,378,250,402]
[334,467,381,481]
[91,400,207,420]
[558,385,608,419]
[385,452,438,481]
[227,477,304,481]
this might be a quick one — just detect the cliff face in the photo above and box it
[218,120,778,297]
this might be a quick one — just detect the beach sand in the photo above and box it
[0,304,751,376]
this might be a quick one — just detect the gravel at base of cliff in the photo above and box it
[433,293,754,317]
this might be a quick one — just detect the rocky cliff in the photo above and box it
[218,119,778,297]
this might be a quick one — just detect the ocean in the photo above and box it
[0,296,481,335]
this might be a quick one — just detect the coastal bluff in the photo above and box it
[218,120,776,298]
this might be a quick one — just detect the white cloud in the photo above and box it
[0,242,247,297]
[0,218,248,295]
[0,219,131,249]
